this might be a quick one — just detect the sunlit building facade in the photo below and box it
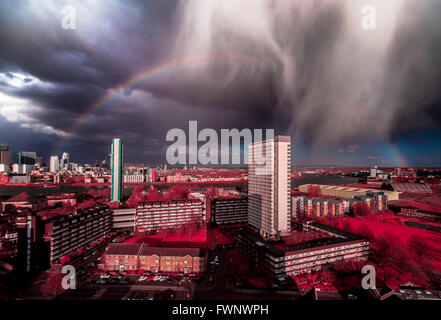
[248,136,291,237]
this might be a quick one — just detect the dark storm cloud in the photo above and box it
[0,0,440,165]
[145,0,441,146]
[382,1,441,136]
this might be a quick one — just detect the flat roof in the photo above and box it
[139,246,205,257]
[238,222,367,258]
[106,243,143,255]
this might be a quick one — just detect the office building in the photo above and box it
[111,138,124,202]
[146,168,157,183]
[123,174,145,183]
[0,144,11,166]
[49,155,60,173]
[17,151,37,165]
[60,152,69,170]
[248,136,291,237]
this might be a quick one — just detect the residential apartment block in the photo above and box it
[237,222,369,279]
[292,196,344,219]
[210,196,248,225]
[16,205,112,274]
[135,199,204,234]
[248,136,291,237]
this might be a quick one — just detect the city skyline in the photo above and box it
[0,1,440,167]
[2,0,441,306]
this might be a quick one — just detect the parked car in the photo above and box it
[96,279,106,284]
[100,274,111,279]
[138,276,148,282]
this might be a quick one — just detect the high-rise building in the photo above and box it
[0,144,11,165]
[17,151,37,165]
[49,155,60,173]
[111,138,124,202]
[248,136,291,238]
[369,166,378,178]
[60,152,69,170]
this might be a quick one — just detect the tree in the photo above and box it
[60,255,71,265]
[342,220,355,233]
[87,188,97,198]
[408,235,429,258]
[40,266,65,298]
[127,186,144,207]
[356,225,374,240]
[318,268,337,284]
[144,187,163,202]
[167,185,188,200]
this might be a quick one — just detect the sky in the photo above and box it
[0,0,440,167]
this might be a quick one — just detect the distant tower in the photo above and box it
[61,152,70,170]
[0,144,11,165]
[49,155,60,173]
[17,151,37,165]
[248,136,291,238]
[111,138,124,202]
[370,166,378,178]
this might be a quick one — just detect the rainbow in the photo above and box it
[54,55,248,154]
[381,139,409,168]
[54,56,410,168]
[354,107,409,168]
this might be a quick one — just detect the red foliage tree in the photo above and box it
[408,235,429,258]
[40,266,65,298]
[60,255,71,265]
[167,185,189,200]
[144,187,163,202]
[87,188,97,198]
[127,186,144,207]
[317,268,337,284]
[356,225,374,239]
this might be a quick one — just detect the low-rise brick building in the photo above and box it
[102,243,206,275]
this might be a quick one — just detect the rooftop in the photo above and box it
[238,222,367,258]
[5,192,30,202]
[106,243,143,255]
[106,243,206,257]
